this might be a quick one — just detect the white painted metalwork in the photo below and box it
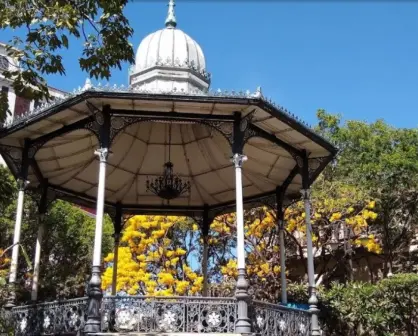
[9,181,27,285]
[232,153,247,270]
[31,215,45,301]
[92,148,109,267]
[302,189,315,290]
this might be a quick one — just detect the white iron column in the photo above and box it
[31,182,49,302]
[31,214,45,301]
[93,149,108,266]
[279,219,288,304]
[85,148,109,333]
[6,179,28,307]
[302,188,320,336]
[232,153,251,334]
[111,233,120,296]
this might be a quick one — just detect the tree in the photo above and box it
[216,183,380,300]
[0,166,16,209]
[284,180,380,285]
[102,215,203,296]
[37,200,114,300]
[0,0,134,120]
[0,166,114,303]
[316,110,418,276]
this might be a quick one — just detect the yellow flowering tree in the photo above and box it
[216,181,381,300]
[102,215,203,296]
[284,181,381,285]
[101,184,381,300]
[209,210,284,299]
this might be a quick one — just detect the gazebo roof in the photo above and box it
[0,86,337,217]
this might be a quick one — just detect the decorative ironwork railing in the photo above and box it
[10,296,311,335]
[252,300,311,336]
[12,297,88,335]
[101,296,237,333]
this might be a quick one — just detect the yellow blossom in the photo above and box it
[367,201,376,209]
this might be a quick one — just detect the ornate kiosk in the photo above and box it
[1,1,337,335]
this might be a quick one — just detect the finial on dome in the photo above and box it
[165,0,177,28]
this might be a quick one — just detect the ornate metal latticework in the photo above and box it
[251,301,311,336]
[146,123,190,200]
[10,296,312,335]
[3,83,313,130]
[12,297,88,336]
[101,296,237,333]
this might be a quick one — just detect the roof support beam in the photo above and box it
[247,123,303,157]
[281,165,300,193]
[28,115,96,152]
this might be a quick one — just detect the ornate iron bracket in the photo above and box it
[308,156,329,180]
[85,103,111,148]
[0,140,30,181]
[232,110,257,154]
[0,145,24,176]
[108,114,235,149]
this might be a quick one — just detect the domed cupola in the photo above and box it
[130,0,211,94]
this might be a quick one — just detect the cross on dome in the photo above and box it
[165,0,177,28]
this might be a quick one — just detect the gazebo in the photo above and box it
[1,1,337,335]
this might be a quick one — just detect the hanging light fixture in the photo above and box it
[146,122,191,200]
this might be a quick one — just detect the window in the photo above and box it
[14,95,31,117]
[0,56,9,71]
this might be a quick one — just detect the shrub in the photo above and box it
[321,273,418,336]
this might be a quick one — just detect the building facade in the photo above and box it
[0,42,66,165]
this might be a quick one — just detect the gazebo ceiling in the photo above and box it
[0,89,337,216]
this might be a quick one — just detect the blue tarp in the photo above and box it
[284,302,310,310]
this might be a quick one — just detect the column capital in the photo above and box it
[94,148,109,162]
[231,153,247,168]
[300,188,311,200]
[17,179,29,191]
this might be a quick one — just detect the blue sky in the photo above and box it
[1,1,418,128]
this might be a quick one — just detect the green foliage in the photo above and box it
[38,200,114,300]
[316,109,418,190]
[286,282,309,304]
[315,110,418,274]
[0,0,134,119]
[0,167,113,304]
[0,91,11,124]
[0,165,16,208]
[321,274,418,336]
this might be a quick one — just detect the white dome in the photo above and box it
[134,28,206,73]
[129,0,210,94]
